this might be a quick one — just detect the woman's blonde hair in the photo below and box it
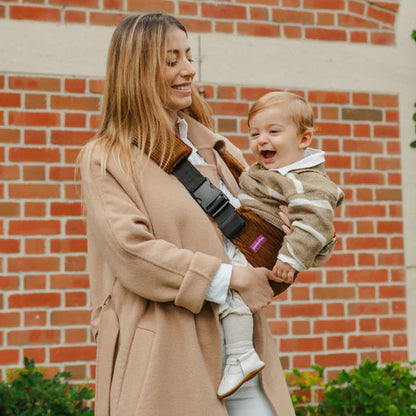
[248,91,315,136]
[82,12,213,174]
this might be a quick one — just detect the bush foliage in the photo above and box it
[0,358,94,416]
[288,359,416,416]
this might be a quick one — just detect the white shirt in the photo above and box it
[177,118,236,305]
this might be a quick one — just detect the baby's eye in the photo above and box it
[270,129,280,134]
[250,133,259,138]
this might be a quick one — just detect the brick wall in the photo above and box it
[0,0,399,44]
[0,69,406,383]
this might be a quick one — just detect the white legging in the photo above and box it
[220,326,276,416]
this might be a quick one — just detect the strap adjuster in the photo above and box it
[193,178,229,218]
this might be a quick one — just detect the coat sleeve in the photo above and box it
[81,146,222,314]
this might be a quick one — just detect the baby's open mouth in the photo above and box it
[261,150,276,160]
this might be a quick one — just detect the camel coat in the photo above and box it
[80,114,295,416]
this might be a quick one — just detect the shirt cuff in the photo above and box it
[205,263,232,305]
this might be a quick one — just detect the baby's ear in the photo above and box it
[299,130,313,149]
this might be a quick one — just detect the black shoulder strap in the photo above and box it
[172,158,245,239]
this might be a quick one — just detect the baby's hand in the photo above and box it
[271,260,296,284]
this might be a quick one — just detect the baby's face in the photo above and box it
[249,105,304,170]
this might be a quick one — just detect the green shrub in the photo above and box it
[289,360,416,416]
[0,357,94,416]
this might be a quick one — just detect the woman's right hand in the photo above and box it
[229,266,274,313]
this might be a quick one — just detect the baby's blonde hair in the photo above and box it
[248,91,315,136]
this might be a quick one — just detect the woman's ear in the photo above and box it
[299,130,313,149]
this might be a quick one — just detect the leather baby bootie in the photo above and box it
[217,348,265,399]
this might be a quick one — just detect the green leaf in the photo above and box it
[411,140,416,148]
[412,30,416,42]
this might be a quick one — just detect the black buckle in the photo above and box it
[193,178,229,218]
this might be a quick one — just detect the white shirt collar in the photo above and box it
[271,147,326,175]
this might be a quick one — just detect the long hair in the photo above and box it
[248,91,315,136]
[82,13,213,175]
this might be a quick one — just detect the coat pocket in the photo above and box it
[116,327,155,415]
[95,303,119,416]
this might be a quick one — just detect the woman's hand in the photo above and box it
[229,266,274,313]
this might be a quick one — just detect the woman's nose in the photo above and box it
[181,58,196,78]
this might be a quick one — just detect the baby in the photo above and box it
[218,91,344,399]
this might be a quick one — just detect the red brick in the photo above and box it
[385,109,399,123]
[346,236,387,250]
[280,303,323,318]
[24,202,46,217]
[9,147,60,162]
[367,5,396,26]
[65,255,86,271]
[380,317,406,331]
[202,3,246,19]
[315,353,357,368]
[51,310,91,326]
[0,312,20,327]
[0,349,19,365]
[64,10,86,23]
[381,350,408,363]
[24,129,47,145]
[9,220,60,235]
[345,204,386,217]
[10,76,61,92]
[379,285,405,298]
[0,92,21,107]
[268,321,289,335]
[65,328,88,344]
[89,79,105,94]
[339,14,379,28]
[313,287,355,300]
[0,165,20,180]
[283,25,302,38]
[0,239,20,253]
[375,188,401,201]
[350,31,368,43]
[65,113,86,128]
[360,318,377,331]
[24,311,47,326]
[51,238,87,253]
[90,11,128,26]
[304,0,345,9]
[291,286,309,301]
[9,184,60,198]
[320,106,338,120]
[308,90,349,104]
[280,337,324,352]
[327,336,345,350]
[237,22,280,37]
[23,348,46,364]
[356,220,374,233]
[8,330,60,345]
[374,125,399,138]
[127,0,174,12]
[50,0,98,6]
[373,93,398,107]
[314,319,355,333]
[0,202,20,217]
[358,286,375,300]
[50,95,99,111]
[64,79,86,93]
[272,9,314,24]
[23,165,46,181]
[25,93,47,109]
[209,101,249,116]
[9,111,60,127]
[236,0,278,4]
[348,334,389,348]
[51,202,82,217]
[10,5,61,22]
[343,138,383,153]
[66,219,86,235]
[393,333,407,347]
[24,274,46,290]
[50,273,89,289]
[51,130,94,146]
[65,292,87,307]
[240,87,276,101]
[9,292,60,308]
[214,20,234,33]
[250,6,268,20]
[8,256,60,272]
[179,1,198,15]
[0,128,20,143]
[50,346,96,362]
[348,302,389,315]
[377,220,402,234]
[317,12,335,26]
[292,321,310,335]
[305,28,347,41]
[315,122,350,136]
[326,303,345,317]
[325,155,351,169]
[347,269,388,283]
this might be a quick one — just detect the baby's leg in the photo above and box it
[218,290,265,399]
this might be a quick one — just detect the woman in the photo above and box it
[80,12,296,415]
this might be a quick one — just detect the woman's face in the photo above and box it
[163,26,196,118]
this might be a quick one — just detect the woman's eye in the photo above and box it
[187,57,194,63]
[166,60,177,67]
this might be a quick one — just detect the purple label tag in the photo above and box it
[250,234,267,253]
